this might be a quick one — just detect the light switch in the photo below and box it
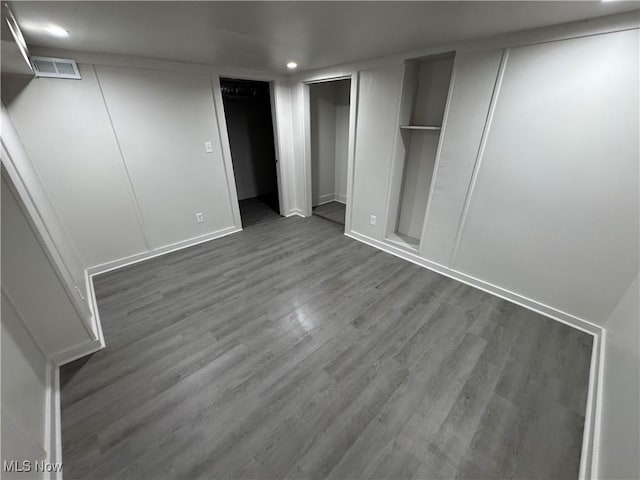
[204,141,213,153]
[369,215,377,226]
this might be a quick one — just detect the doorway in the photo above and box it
[309,78,351,226]
[221,78,281,227]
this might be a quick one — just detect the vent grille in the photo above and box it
[31,56,81,79]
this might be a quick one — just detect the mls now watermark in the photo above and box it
[4,460,63,473]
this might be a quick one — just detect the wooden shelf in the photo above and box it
[399,125,441,131]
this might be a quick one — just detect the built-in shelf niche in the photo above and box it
[386,52,455,251]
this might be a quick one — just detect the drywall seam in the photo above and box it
[419,54,458,254]
[92,65,152,251]
[449,48,509,266]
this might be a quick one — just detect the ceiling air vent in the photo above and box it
[31,56,81,79]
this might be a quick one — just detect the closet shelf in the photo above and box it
[400,125,442,131]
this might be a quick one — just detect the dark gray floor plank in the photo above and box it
[61,215,592,479]
[313,201,346,225]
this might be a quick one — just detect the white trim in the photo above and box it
[49,337,104,366]
[579,332,602,480]
[591,329,607,478]
[210,74,243,229]
[345,228,603,480]
[314,193,346,206]
[44,364,62,480]
[86,225,241,277]
[449,48,509,266]
[346,229,602,335]
[285,208,305,218]
[302,73,358,220]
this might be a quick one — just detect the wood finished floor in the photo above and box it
[313,201,346,225]
[61,214,592,480]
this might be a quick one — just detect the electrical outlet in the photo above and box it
[195,212,204,223]
[204,141,213,153]
[369,215,377,226]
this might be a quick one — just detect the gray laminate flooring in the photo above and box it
[239,196,281,227]
[313,201,346,225]
[60,215,592,479]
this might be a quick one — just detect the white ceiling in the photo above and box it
[10,1,640,74]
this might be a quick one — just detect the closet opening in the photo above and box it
[220,78,281,227]
[386,52,455,251]
[309,78,351,226]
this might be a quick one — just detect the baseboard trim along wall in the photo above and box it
[45,365,63,480]
[345,229,604,480]
[285,208,306,218]
[314,194,347,206]
[86,225,242,277]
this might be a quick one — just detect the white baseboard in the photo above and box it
[314,193,346,207]
[346,230,602,335]
[86,225,242,277]
[285,208,306,218]
[345,228,603,480]
[64,225,243,367]
[50,337,104,366]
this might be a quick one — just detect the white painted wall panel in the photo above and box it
[397,131,439,239]
[453,30,639,324]
[598,273,639,480]
[1,175,92,358]
[1,292,48,478]
[95,66,235,248]
[420,50,503,264]
[351,64,404,239]
[1,105,87,299]
[2,66,148,267]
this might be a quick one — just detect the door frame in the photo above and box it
[214,75,286,224]
[302,73,359,232]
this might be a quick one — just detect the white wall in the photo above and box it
[2,62,242,269]
[95,65,235,248]
[2,67,149,267]
[1,105,87,300]
[1,292,48,480]
[1,173,96,361]
[598,274,639,480]
[350,63,404,237]
[451,29,639,323]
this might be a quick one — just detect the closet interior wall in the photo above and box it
[310,79,350,206]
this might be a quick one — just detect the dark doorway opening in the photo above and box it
[221,78,280,227]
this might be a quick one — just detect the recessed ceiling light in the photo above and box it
[22,23,69,38]
[286,62,298,69]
